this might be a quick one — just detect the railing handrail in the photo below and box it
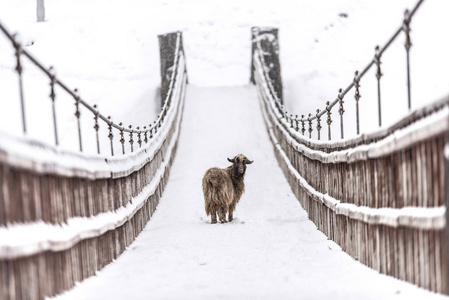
[0,21,185,155]
[254,0,425,140]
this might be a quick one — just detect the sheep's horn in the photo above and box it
[227,158,235,163]
[245,158,254,164]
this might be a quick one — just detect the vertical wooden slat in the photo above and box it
[0,165,7,226]
[3,166,12,225]
[40,176,51,223]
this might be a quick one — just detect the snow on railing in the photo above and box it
[254,0,425,141]
[0,22,184,156]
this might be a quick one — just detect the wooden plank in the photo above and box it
[0,261,7,300]
[0,165,7,226]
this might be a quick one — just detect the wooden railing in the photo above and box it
[252,0,449,294]
[0,28,188,299]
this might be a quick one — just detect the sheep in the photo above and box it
[202,154,253,224]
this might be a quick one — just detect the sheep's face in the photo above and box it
[228,154,253,179]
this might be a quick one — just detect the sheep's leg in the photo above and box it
[211,212,217,224]
[218,207,227,223]
[228,211,233,222]
[228,202,236,222]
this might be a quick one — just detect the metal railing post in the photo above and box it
[93,104,100,154]
[108,116,114,156]
[308,113,313,139]
[13,35,27,134]
[74,89,83,152]
[119,123,125,155]
[49,67,59,146]
[326,102,332,141]
[129,125,134,153]
[316,109,322,140]
[403,9,412,110]
[374,45,383,127]
[137,127,142,148]
[354,71,361,135]
[338,89,345,139]
[143,126,148,144]
[301,115,306,136]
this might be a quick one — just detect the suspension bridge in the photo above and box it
[1,0,449,299]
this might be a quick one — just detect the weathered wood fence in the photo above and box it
[0,30,188,299]
[252,1,449,294]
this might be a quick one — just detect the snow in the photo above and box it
[0,0,448,299]
[51,86,448,300]
[1,0,448,149]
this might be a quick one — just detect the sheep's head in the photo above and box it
[227,154,253,179]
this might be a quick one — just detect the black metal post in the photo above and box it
[93,105,100,154]
[316,109,322,141]
[74,89,83,152]
[129,125,134,153]
[13,36,26,134]
[338,89,345,139]
[326,101,332,141]
[375,45,383,127]
[301,115,306,136]
[108,116,114,156]
[137,127,142,148]
[144,126,148,144]
[308,113,313,139]
[49,67,58,146]
[119,123,125,155]
[403,9,412,110]
[354,71,361,135]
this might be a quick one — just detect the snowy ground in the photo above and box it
[51,86,448,300]
[1,0,448,298]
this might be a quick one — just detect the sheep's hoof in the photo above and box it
[211,220,217,224]
[220,220,227,224]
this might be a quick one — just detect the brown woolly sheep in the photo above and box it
[202,154,253,224]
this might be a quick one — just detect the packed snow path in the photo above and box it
[53,86,447,300]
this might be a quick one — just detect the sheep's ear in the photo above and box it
[245,158,254,165]
[227,158,235,163]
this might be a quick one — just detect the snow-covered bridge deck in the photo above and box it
[53,86,446,300]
